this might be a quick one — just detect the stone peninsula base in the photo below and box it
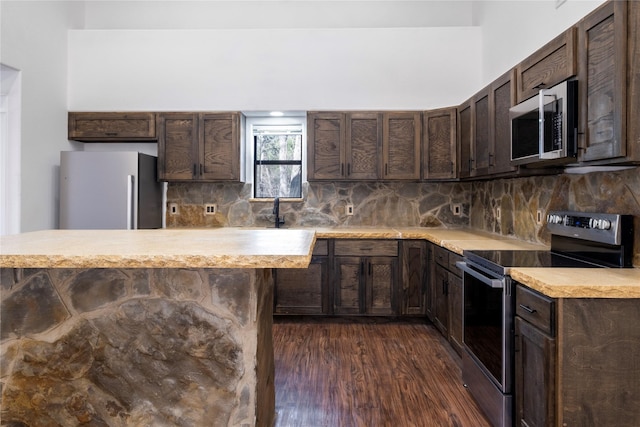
[0,267,275,427]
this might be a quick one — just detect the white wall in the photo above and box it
[67,27,482,111]
[82,0,475,29]
[475,0,607,86]
[0,1,84,232]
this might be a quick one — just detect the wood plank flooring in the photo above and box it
[273,317,492,427]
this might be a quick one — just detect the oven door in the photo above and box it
[457,261,514,394]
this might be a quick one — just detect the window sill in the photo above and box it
[249,197,304,203]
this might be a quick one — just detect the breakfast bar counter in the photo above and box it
[0,228,315,427]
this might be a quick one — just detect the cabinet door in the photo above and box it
[158,112,199,181]
[382,112,421,180]
[472,88,491,177]
[489,69,518,175]
[401,240,427,315]
[366,257,397,315]
[458,100,473,179]
[334,256,362,315]
[422,108,457,180]
[345,112,381,180]
[447,272,463,355]
[307,112,346,180]
[433,264,449,335]
[274,256,329,315]
[577,1,629,163]
[515,317,556,427]
[68,112,157,142]
[200,113,241,181]
[516,27,577,103]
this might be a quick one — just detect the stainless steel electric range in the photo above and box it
[456,211,634,427]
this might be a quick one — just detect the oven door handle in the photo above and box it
[455,261,504,289]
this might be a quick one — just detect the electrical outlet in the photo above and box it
[169,203,179,215]
[346,204,354,216]
[452,203,462,217]
[204,204,217,215]
[537,209,544,224]
[496,207,501,221]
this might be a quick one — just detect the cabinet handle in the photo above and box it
[341,163,344,176]
[519,304,537,314]
[489,153,494,166]
[361,261,365,275]
[469,159,474,171]
[200,164,203,175]
[347,163,351,176]
[369,263,372,276]
[450,161,454,174]
[193,164,197,175]
[105,132,118,136]
[442,279,448,296]
[385,163,388,176]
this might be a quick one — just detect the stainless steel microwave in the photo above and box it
[510,79,578,166]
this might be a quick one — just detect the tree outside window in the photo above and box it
[254,125,302,198]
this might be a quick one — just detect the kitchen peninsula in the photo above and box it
[0,228,315,427]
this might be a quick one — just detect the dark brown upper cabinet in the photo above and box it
[471,87,491,177]
[422,107,457,180]
[516,27,577,103]
[489,69,518,175]
[345,112,382,180]
[307,112,346,180]
[382,112,421,180]
[577,0,640,165]
[157,112,243,182]
[307,111,420,181]
[457,99,473,179]
[68,112,157,142]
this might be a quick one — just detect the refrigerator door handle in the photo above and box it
[127,175,135,230]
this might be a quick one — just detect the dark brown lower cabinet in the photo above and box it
[447,271,463,355]
[274,239,330,315]
[400,240,428,315]
[274,257,329,315]
[515,317,555,427]
[515,283,640,426]
[432,264,449,335]
[334,256,397,315]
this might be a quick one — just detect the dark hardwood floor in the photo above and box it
[273,317,492,427]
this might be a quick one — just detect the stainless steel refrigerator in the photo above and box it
[59,151,163,229]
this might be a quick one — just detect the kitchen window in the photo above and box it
[247,115,305,199]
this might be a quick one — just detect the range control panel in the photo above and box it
[546,211,633,246]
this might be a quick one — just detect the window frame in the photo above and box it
[245,114,307,201]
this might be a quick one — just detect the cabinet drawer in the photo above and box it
[515,27,577,103]
[68,112,157,141]
[312,239,329,256]
[433,245,449,267]
[334,240,398,257]
[516,285,555,336]
[448,252,463,276]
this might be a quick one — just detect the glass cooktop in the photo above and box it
[464,249,602,275]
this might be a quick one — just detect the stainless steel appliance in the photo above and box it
[60,151,163,229]
[456,211,634,427]
[510,79,578,167]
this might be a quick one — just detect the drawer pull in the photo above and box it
[519,304,537,314]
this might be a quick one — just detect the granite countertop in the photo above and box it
[0,229,316,269]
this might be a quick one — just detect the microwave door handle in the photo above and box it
[456,261,504,289]
[539,89,561,159]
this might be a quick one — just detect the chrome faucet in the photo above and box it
[273,197,285,228]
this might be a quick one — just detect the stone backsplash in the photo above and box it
[470,167,640,265]
[166,167,640,265]
[166,181,471,229]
